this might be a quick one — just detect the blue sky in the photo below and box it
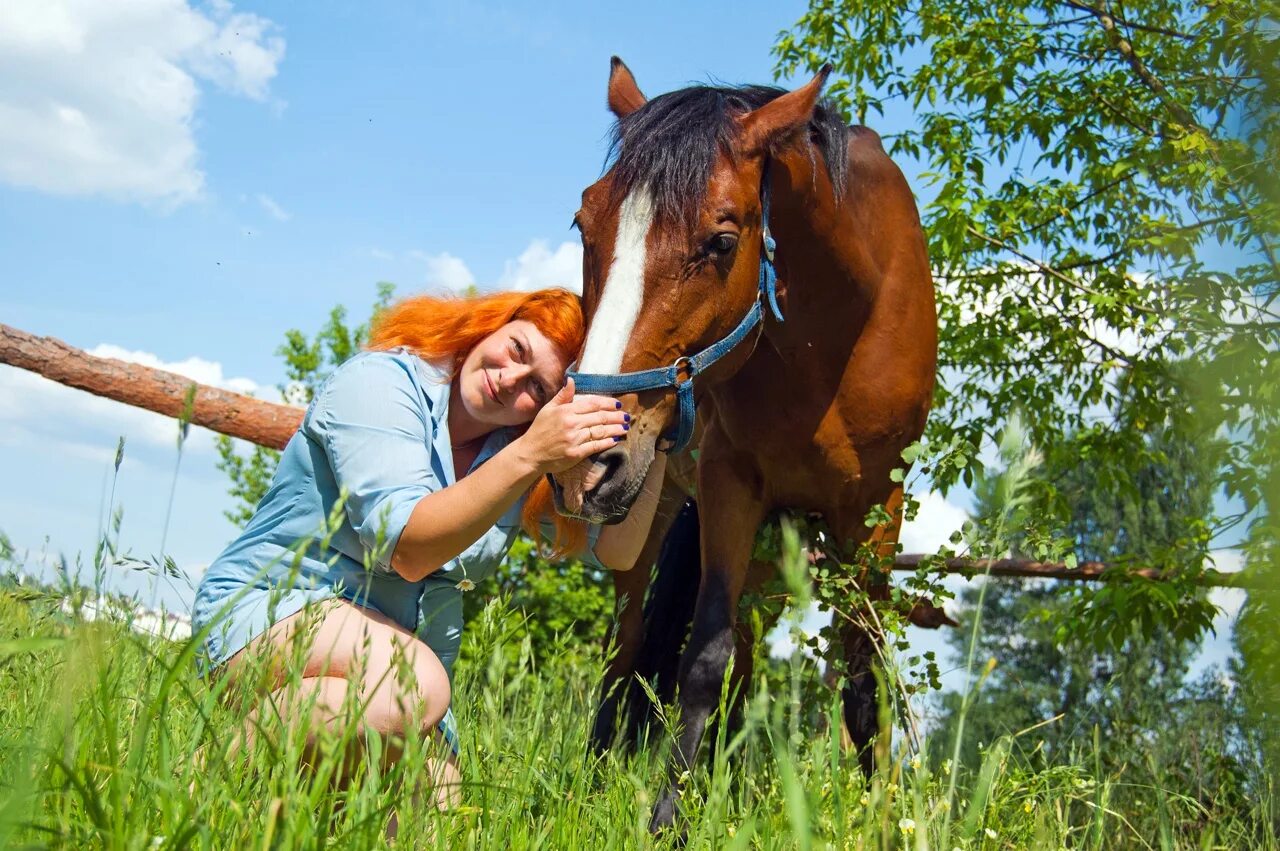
[0,1,1243,685]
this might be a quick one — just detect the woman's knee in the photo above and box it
[363,643,451,738]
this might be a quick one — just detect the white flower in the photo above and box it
[985,827,998,839]
[282,381,309,407]
[898,817,916,835]
[455,578,475,592]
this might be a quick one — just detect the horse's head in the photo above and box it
[548,58,834,523]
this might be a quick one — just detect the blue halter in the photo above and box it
[566,162,783,454]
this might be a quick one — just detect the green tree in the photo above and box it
[776,0,1278,621]
[931,416,1265,838]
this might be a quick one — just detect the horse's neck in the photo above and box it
[763,145,871,360]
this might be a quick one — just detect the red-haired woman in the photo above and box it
[192,288,665,814]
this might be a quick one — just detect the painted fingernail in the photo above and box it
[623,413,631,423]
[615,401,622,409]
[623,423,630,431]
[613,435,623,442]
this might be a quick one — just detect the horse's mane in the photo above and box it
[606,84,850,223]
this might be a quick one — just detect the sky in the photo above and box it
[0,0,1244,689]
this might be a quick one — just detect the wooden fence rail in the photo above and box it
[1,321,1254,590]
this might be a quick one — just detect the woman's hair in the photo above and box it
[367,288,588,556]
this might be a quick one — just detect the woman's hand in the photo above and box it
[514,378,630,474]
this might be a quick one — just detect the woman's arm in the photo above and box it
[391,379,626,581]
[390,441,542,580]
[591,452,668,572]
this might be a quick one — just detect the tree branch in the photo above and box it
[1,322,1258,592]
[892,555,1256,588]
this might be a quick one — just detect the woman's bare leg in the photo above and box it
[219,599,453,786]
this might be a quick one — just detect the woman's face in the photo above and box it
[456,319,571,428]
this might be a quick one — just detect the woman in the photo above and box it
[192,287,665,807]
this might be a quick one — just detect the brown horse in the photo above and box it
[549,58,937,831]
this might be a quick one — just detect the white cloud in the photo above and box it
[0,345,266,455]
[900,490,971,554]
[256,193,289,221]
[498,240,583,294]
[0,0,285,204]
[412,250,477,292]
[1207,548,1247,620]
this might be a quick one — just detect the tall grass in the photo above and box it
[0,426,1271,848]
[0,571,1271,848]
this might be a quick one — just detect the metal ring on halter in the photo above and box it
[671,355,693,380]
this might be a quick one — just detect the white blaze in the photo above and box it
[578,189,654,373]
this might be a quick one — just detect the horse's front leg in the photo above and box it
[591,481,686,754]
[649,452,765,833]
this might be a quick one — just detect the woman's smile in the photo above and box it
[484,370,503,406]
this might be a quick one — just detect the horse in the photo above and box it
[547,58,938,831]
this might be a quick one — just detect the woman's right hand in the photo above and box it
[515,378,630,474]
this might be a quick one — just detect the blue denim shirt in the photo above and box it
[193,348,600,678]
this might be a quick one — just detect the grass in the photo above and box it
[0,421,1271,849]
[0,572,1272,850]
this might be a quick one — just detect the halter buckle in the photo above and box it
[671,355,694,381]
[763,230,776,263]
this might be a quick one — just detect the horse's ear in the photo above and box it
[738,64,832,155]
[607,56,647,118]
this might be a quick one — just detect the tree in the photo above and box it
[775,0,1278,613]
[930,415,1264,839]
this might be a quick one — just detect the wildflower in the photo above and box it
[898,818,916,835]
[886,782,899,796]
[1024,800,1034,813]
[455,578,475,592]
[985,827,998,839]
[860,792,870,806]
[941,759,953,776]
[910,754,921,770]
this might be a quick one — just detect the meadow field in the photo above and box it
[0,545,1272,850]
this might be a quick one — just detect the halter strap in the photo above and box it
[567,160,782,454]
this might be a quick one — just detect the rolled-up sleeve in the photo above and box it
[305,355,439,573]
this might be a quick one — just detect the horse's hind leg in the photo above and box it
[838,608,886,780]
[834,487,904,779]
[650,453,764,833]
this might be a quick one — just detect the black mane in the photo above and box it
[606,83,850,222]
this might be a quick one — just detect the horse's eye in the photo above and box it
[710,233,738,254]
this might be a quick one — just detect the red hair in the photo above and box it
[367,288,588,557]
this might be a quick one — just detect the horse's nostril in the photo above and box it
[587,446,627,496]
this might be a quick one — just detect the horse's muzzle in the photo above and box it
[551,443,652,525]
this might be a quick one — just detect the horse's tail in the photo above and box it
[624,497,701,744]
